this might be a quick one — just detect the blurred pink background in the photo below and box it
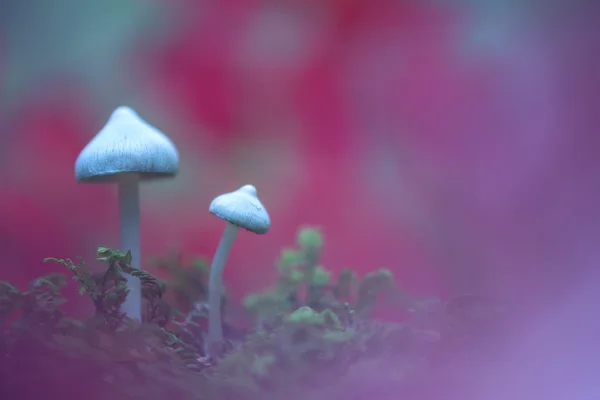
[1,1,600,396]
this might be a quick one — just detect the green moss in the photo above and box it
[0,228,500,400]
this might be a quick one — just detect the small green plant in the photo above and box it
[243,227,400,325]
[46,247,169,329]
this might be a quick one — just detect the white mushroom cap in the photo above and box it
[75,106,179,182]
[209,184,271,234]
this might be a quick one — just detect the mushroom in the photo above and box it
[75,106,179,320]
[206,184,270,357]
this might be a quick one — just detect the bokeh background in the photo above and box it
[1,0,600,397]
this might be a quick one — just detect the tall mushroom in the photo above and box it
[206,184,270,357]
[75,106,179,320]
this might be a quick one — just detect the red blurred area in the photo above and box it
[1,1,599,325]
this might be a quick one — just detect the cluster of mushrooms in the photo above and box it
[74,106,271,357]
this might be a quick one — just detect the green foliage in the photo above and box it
[0,247,208,400]
[45,247,168,329]
[243,227,402,325]
[210,227,452,396]
[212,304,443,397]
[0,231,503,400]
[214,304,354,394]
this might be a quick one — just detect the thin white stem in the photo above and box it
[207,222,239,357]
[118,174,142,320]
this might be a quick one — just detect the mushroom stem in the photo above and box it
[118,173,142,320]
[207,222,239,356]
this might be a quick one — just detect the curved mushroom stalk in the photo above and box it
[207,222,239,354]
[205,184,270,358]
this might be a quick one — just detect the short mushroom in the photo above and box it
[206,184,270,357]
[75,106,179,320]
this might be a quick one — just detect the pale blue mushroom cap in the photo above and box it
[209,185,271,234]
[75,106,179,182]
